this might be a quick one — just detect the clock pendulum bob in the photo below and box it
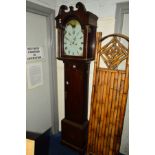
[61,61,90,154]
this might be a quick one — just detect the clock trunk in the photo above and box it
[61,61,90,154]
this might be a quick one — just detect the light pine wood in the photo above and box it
[26,139,35,155]
[87,33,129,155]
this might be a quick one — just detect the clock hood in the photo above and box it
[55,2,98,28]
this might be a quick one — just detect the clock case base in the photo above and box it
[61,118,88,155]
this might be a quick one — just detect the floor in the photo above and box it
[49,132,79,155]
[49,133,125,155]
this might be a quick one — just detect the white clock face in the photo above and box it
[64,19,84,56]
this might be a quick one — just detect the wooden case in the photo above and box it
[55,2,98,154]
[55,2,98,61]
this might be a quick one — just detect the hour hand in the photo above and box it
[65,36,72,42]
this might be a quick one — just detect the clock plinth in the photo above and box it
[61,119,88,154]
[55,2,98,154]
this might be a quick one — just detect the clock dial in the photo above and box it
[64,20,84,56]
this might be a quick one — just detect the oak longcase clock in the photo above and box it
[55,2,98,154]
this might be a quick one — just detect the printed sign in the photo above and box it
[26,47,44,61]
[27,62,43,89]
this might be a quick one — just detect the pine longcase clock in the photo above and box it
[55,2,98,154]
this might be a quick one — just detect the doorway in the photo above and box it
[26,1,58,134]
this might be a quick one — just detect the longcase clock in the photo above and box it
[55,2,98,154]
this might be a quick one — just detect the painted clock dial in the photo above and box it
[64,19,84,56]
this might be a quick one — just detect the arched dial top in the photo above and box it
[64,19,84,56]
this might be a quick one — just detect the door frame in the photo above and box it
[114,2,129,154]
[26,1,59,134]
[115,2,129,34]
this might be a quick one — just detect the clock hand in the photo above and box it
[65,36,72,43]
[73,32,80,41]
[75,31,80,37]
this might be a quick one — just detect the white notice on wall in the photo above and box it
[26,47,44,62]
[27,62,43,89]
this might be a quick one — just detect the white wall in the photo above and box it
[26,12,52,133]
[27,0,56,9]
[120,13,129,155]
